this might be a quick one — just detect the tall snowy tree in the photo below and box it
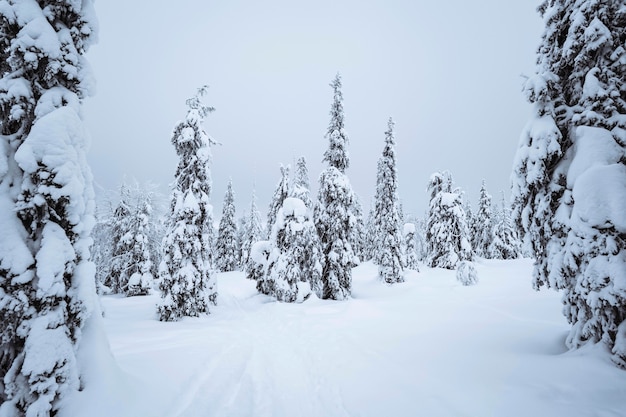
[157,87,217,322]
[265,197,323,302]
[242,190,264,279]
[372,118,404,283]
[314,73,357,300]
[216,180,238,272]
[426,171,472,269]
[472,180,494,258]
[266,165,290,237]
[511,0,626,366]
[0,1,105,414]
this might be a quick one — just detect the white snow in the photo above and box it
[65,259,626,417]
[566,126,623,189]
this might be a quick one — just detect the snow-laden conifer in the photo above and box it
[107,184,132,293]
[489,192,521,260]
[157,87,217,321]
[266,165,290,237]
[216,180,238,272]
[0,1,103,414]
[242,191,264,278]
[472,180,493,258]
[314,74,356,300]
[372,118,404,283]
[426,171,472,269]
[291,157,312,210]
[511,0,626,367]
[403,223,420,271]
[265,198,323,302]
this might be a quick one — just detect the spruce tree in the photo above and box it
[489,192,522,260]
[403,223,420,271]
[511,0,626,366]
[266,197,323,302]
[107,184,132,293]
[216,180,238,272]
[242,191,265,280]
[314,73,356,300]
[472,180,494,258]
[291,156,312,210]
[157,87,217,321]
[373,118,404,283]
[0,1,104,414]
[124,195,155,297]
[266,165,290,237]
[426,171,472,269]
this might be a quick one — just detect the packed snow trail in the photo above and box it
[90,260,626,417]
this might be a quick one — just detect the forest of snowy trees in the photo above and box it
[0,0,624,415]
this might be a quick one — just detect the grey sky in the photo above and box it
[84,0,544,220]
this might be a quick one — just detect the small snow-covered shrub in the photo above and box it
[456,261,478,286]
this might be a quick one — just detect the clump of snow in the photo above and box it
[566,126,622,188]
[456,260,478,286]
[571,164,626,233]
[403,222,415,235]
[280,197,307,219]
[250,240,271,266]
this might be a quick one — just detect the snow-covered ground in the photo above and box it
[73,259,626,417]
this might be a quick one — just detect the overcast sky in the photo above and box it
[83,0,544,220]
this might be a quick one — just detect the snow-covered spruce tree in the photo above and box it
[266,165,290,237]
[349,194,366,266]
[314,73,357,300]
[235,211,247,269]
[511,0,626,366]
[106,183,132,293]
[472,180,494,258]
[0,1,103,414]
[362,201,377,262]
[372,118,404,283]
[157,87,218,322]
[216,180,238,272]
[403,223,420,271]
[242,190,264,278]
[426,171,472,269]
[291,156,312,210]
[123,194,155,297]
[266,197,323,302]
[489,192,522,260]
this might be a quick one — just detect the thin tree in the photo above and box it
[472,180,493,258]
[242,190,265,278]
[511,0,626,366]
[216,180,238,272]
[157,87,217,321]
[373,118,404,283]
[314,73,357,300]
[266,165,290,237]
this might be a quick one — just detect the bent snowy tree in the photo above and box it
[0,1,106,415]
[511,0,626,367]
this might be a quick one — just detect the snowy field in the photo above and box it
[76,259,626,417]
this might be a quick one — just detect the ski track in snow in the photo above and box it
[97,260,626,417]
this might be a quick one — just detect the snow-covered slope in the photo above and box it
[68,259,626,417]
